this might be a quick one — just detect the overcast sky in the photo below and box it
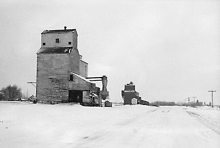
[0,0,219,104]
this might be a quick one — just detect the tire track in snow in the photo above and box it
[73,108,159,148]
[116,108,158,126]
[186,111,220,135]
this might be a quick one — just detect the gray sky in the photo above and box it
[0,0,219,104]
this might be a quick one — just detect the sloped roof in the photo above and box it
[69,72,96,90]
[80,59,88,64]
[70,72,93,84]
[41,29,76,34]
[37,47,73,54]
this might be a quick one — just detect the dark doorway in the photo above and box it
[69,90,83,103]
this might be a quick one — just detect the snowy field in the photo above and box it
[0,102,220,148]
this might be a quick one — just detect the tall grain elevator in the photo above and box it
[121,82,149,105]
[36,27,98,104]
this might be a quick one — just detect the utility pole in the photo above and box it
[208,90,216,108]
[192,96,196,106]
[192,96,196,103]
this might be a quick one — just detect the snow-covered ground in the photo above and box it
[184,106,220,135]
[0,102,220,148]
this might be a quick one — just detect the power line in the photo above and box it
[208,90,216,108]
[27,82,36,88]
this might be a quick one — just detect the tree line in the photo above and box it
[150,100,205,107]
[0,85,22,101]
[150,101,176,106]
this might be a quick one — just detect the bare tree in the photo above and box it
[0,85,22,101]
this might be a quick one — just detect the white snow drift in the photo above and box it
[0,102,220,148]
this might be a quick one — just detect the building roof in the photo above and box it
[37,47,73,54]
[69,72,97,91]
[41,29,76,34]
[80,59,88,64]
[70,72,93,84]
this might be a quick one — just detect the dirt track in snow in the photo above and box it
[74,107,220,148]
[186,110,220,135]
[0,102,220,148]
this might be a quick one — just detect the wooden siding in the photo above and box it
[79,60,88,78]
[69,48,80,74]
[41,31,77,48]
[36,54,69,102]
[69,74,96,90]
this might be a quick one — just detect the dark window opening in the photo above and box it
[70,75,73,81]
[68,42,71,45]
[56,38,59,43]
[43,43,46,45]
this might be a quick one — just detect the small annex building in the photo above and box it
[36,27,98,104]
